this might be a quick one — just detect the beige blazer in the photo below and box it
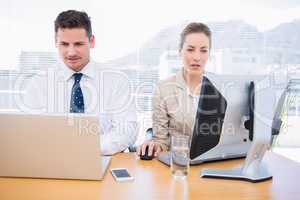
[152,69,201,151]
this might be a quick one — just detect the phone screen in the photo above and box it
[112,169,131,178]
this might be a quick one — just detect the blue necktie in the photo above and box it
[70,73,84,113]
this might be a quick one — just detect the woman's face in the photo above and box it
[180,32,210,76]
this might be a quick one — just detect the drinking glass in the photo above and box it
[171,135,190,180]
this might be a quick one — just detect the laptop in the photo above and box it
[0,113,111,180]
[157,75,266,165]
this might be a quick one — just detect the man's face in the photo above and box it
[55,28,95,72]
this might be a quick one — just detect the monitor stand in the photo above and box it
[200,141,272,182]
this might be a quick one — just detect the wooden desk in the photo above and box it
[0,151,299,200]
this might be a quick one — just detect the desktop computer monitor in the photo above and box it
[190,73,271,164]
[201,76,279,182]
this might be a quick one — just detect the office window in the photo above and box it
[1,0,300,148]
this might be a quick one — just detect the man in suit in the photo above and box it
[20,10,138,155]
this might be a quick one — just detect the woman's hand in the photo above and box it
[137,140,163,157]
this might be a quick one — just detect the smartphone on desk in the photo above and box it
[111,168,134,182]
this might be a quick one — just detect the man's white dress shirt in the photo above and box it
[20,60,138,155]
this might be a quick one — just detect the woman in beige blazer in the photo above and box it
[138,22,212,157]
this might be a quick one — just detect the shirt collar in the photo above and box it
[59,60,97,81]
[175,68,203,97]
